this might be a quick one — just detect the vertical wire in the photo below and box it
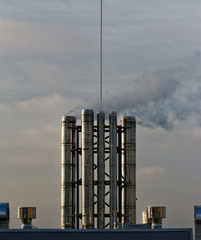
[100,0,103,102]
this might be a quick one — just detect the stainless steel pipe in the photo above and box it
[121,116,136,224]
[97,111,105,229]
[109,112,117,229]
[81,109,94,229]
[61,116,76,229]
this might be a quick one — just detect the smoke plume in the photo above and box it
[67,53,201,130]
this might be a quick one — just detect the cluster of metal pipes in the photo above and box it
[61,109,136,229]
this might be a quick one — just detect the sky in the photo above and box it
[0,0,201,229]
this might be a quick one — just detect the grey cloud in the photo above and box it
[0,19,86,55]
[137,167,166,180]
[0,93,81,132]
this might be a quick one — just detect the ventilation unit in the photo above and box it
[18,207,36,229]
[143,206,166,229]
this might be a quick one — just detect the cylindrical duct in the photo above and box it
[97,111,105,229]
[142,210,152,228]
[147,206,166,229]
[18,207,36,229]
[109,111,117,229]
[81,109,94,229]
[142,211,148,224]
[121,116,136,224]
[61,116,76,229]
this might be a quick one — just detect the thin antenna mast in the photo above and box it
[100,0,103,102]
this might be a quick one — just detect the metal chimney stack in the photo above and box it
[61,116,76,229]
[61,109,136,229]
[109,112,117,229]
[97,111,105,229]
[121,116,136,225]
[81,109,94,229]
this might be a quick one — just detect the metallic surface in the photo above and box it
[194,206,201,240]
[61,116,76,229]
[117,126,122,224]
[76,126,81,229]
[142,211,152,228]
[109,112,117,229]
[59,110,137,229]
[0,203,9,229]
[195,206,201,221]
[142,211,148,224]
[121,116,136,224]
[82,109,94,229]
[0,229,194,240]
[17,207,36,219]
[97,112,105,229]
[147,206,166,219]
[17,207,36,229]
[147,206,166,229]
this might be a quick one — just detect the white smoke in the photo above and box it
[67,52,201,130]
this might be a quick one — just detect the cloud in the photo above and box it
[137,167,166,180]
[14,93,80,118]
[0,18,86,55]
[0,93,81,134]
[0,124,59,167]
[0,77,19,89]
